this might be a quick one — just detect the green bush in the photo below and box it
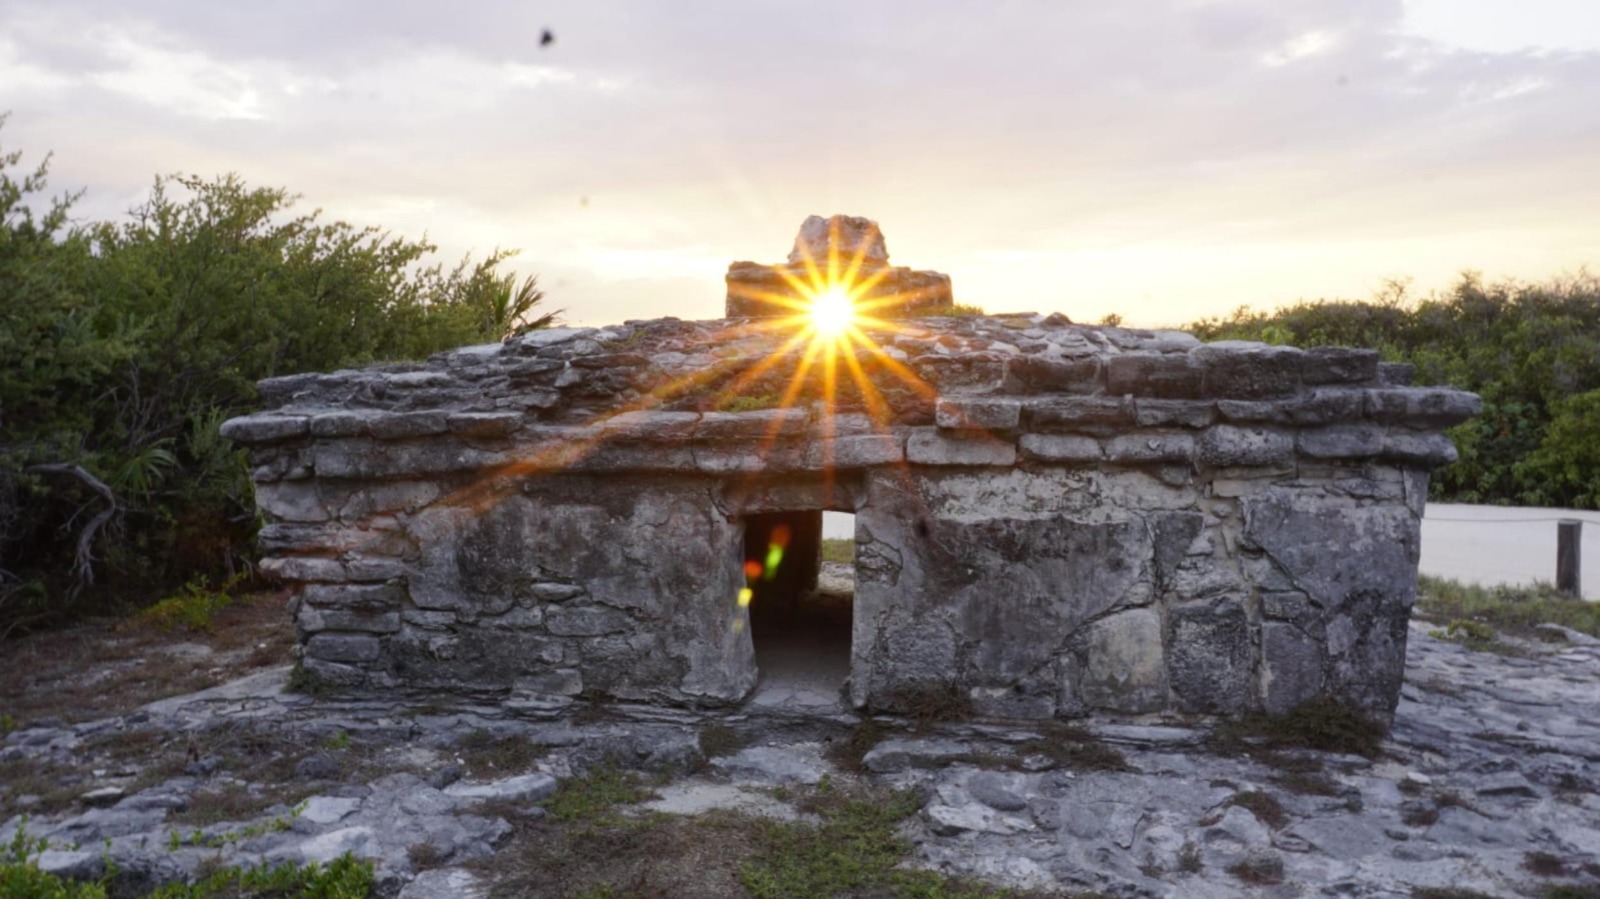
[0,120,553,630]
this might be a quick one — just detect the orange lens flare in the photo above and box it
[810,286,856,338]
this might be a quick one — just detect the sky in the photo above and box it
[1,0,1597,328]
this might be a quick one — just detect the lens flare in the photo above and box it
[810,286,855,338]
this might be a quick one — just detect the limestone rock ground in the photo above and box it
[4,618,1600,897]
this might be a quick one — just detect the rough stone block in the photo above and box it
[1366,388,1482,427]
[695,408,807,441]
[1260,622,1325,714]
[807,435,904,468]
[1381,432,1458,467]
[306,633,383,664]
[1133,399,1216,428]
[935,397,1022,431]
[1198,426,1294,467]
[1300,347,1380,385]
[1197,343,1303,399]
[259,556,347,582]
[906,430,1016,466]
[297,606,401,634]
[545,605,634,637]
[219,414,309,444]
[1167,596,1252,714]
[1017,434,1103,464]
[596,410,700,440]
[1007,357,1100,393]
[446,412,523,437]
[301,582,406,609]
[1106,354,1205,399]
[1103,433,1194,465]
[516,669,583,696]
[912,354,1008,394]
[1298,424,1385,459]
[1026,397,1133,433]
[1072,608,1168,714]
[368,412,451,440]
[255,483,334,523]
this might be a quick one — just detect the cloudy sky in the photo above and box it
[2,0,1597,327]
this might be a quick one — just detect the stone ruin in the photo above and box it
[222,215,1480,727]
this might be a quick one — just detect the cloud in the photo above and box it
[0,0,1595,326]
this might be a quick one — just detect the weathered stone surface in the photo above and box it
[224,261,1475,722]
[788,213,887,265]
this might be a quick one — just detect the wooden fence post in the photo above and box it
[1558,519,1582,598]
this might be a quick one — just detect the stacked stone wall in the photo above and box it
[225,313,1478,723]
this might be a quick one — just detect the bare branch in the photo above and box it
[24,463,117,588]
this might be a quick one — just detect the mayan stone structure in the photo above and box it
[223,217,1479,726]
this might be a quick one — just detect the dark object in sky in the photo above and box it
[541,29,555,48]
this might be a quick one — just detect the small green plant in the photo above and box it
[1177,842,1203,874]
[145,852,374,898]
[0,714,15,736]
[875,682,973,727]
[545,765,654,823]
[286,661,336,697]
[824,719,892,773]
[935,303,987,317]
[720,393,783,412]
[1276,771,1342,797]
[321,730,352,751]
[1017,722,1131,773]
[137,574,244,632]
[2,819,109,897]
[1417,576,1600,640]
[1430,618,1498,650]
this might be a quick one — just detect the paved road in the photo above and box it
[1420,503,1600,599]
[828,504,1600,599]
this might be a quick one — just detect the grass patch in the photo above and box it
[931,303,987,317]
[457,730,547,778]
[1176,842,1203,874]
[1225,852,1284,885]
[719,393,782,412]
[698,722,747,760]
[1213,697,1386,759]
[1276,771,1343,797]
[875,682,974,727]
[824,719,894,773]
[136,574,247,632]
[1017,722,1131,774]
[545,766,656,824]
[1416,575,1600,640]
[820,538,855,565]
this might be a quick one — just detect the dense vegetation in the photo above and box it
[0,122,553,632]
[1189,273,1600,510]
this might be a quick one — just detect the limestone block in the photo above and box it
[1018,434,1103,464]
[789,214,888,265]
[935,397,1022,431]
[1167,596,1252,714]
[694,408,807,441]
[1007,357,1100,393]
[255,482,335,523]
[1133,399,1216,428]
[545,605,633,637]
[1073,608,1168,713]
[219,414,308,444]
[1241,488,1418,606]
[1381,432,1459,468]
[1198,426,1294,467]
[1103,433,1194,465]
[1260,622,1325,714]
[1105,354,1206,399]
[308,410,379,438]
[1026,397,1133,433]
[1366,387,1482,426]
[806,435,904,469]
[516,669,583,696]
[1196,343,1303,399]
[446,411,523,437]
[367,411,451,440]
[301,582,406,610]
[259,556,347,582]
[594,410,700,440]
[912,354,1008,394]
[906,430,1016,466]
[296,606,401,634]
[306,633,383,664]
[1300,346,1380,385]
[1298,424,1385,459]
[1149,511,1206,589]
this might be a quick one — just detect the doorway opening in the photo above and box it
[743,510,855,708]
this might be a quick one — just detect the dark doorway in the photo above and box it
[744,511,854,709]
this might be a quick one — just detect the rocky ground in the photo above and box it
[4,597,1600,898]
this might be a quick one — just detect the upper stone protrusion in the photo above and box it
[788,214,889,266]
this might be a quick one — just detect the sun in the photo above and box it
[809,286,856,338]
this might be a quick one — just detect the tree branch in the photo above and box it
[24,463,117,587]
